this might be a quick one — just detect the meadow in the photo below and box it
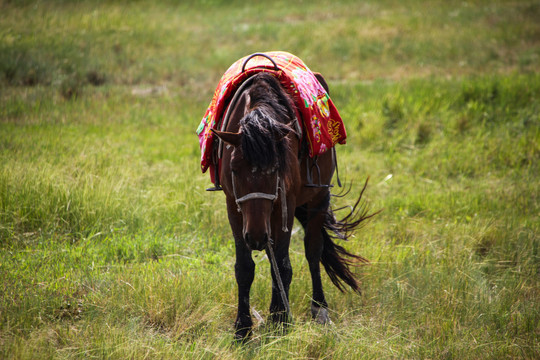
[1,0,539,358]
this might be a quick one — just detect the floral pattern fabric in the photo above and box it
[197,51,346,176]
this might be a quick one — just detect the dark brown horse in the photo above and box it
[212,72,374,340]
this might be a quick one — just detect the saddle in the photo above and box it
[196,52,347,189]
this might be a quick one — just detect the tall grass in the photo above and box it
[1,0,539,358]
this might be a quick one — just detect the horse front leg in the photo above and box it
[304,226,332,324]
[267,237,293,325]
[234,236,255,341]
[225,197,256,341]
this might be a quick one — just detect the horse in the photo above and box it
[211,71,374,341]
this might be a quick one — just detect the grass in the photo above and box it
[1,0,539,358]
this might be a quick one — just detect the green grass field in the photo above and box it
[1,0,539,358]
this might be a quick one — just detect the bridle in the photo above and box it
[230,171,289,233]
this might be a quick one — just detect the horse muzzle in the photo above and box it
[243,228,269,251]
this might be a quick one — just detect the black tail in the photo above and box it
[321,177,380,293]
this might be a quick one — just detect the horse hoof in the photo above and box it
[269,311,292,326]
[234,328,252,343]
[234,317,253,343]
[311,304,333,325]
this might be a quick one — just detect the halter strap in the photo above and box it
[236,192,277,204]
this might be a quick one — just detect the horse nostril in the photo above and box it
[243,232,268,251]
[259,233,270,251]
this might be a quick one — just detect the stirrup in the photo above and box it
[305,147,342,188]
[305,156,333,188]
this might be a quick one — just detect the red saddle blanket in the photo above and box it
[197,51,347,178]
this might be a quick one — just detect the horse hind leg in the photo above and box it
[320,178,376,294]
[295,204,332,325]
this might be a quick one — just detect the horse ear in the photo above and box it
[314,72,330,95]
[211,129,242,147]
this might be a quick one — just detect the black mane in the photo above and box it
[239,73,296,173]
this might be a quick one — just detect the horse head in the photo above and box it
[212,74,297,251]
